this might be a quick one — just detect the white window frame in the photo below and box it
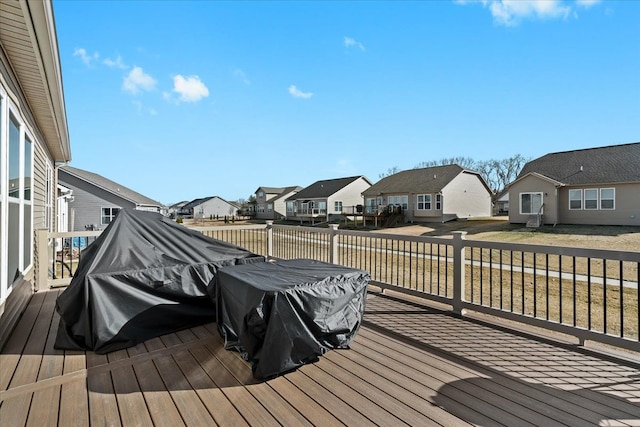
[267,203,273,212]
[334,201,343,213]
[568,189,582,210]
[417,194,432,210]
[388,195,408,210]
[435,194,442,210]
[3,100,35,293]
[519,192,543,215]
[101,207,121,225]
[600,188,615,210]
[584,188,598,210]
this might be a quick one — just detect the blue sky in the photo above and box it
[53,0,639,205]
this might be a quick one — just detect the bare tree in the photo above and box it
[379,166,400,179]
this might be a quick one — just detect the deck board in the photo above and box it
[1,288,639,427]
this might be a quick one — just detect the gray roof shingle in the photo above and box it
[362,164,468,196]
[287,176,370,201]
[517,142,640,185]
[60,166,163,207]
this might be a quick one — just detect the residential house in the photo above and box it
[254,185,302,220]
[179,196,239,220]
[362,165,493,225]
[167,200,188,218]
[508,142,640,226]
[0,0,71,348]
[58,165,164,231]
[286,176,372,224]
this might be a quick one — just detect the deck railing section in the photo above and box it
[37,222,639,352]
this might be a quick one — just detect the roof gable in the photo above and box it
[517,142,640,185]
[60,166,162,207]
[363,164,466,195]
[288,176,370,200]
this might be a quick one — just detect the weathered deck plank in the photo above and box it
[1,288,639,427]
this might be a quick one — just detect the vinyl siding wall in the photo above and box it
[441,172,492,219]
[508,175,558,225]
[559,183,640,226]
[59,172,136,231]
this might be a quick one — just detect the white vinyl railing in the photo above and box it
[36,222,640,352]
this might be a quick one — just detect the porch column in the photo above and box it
[328,224,339,264]
[35,228,49,291]
[452,231,467,316]
[266,221,274,259]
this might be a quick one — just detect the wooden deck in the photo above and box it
[1,288,639,426]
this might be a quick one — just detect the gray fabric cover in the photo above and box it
[217,259,369,379]
[55,209,264,354]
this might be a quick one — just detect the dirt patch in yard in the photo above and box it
[375,218,640,252]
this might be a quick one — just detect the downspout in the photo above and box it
[553,184,563,227]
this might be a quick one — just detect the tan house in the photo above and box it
[0,0,71,348]
[508,142,640,226]
[286,176,372,224]
[254,185,302,220]
[362,165,493,224]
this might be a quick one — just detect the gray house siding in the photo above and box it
[59,172,137,231]
[509,175,558,225]
[559,183,640,226]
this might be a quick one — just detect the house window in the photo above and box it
[519,192,543,215]
[569,189,582,210]
[267,203,273,212]
[334,201,343,212]
[435,194,442,210]
[286,201,295,213]
[101,207,120,225]
[318,201,327,214]
[584,189,598,210]
[257,204,265,213]
[600,188,615,210]
[417,194,432,210]
[388,195,408,210]
[257,191,264,198]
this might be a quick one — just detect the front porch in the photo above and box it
[2,286,639,426]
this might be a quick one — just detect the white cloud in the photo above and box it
[234,69,251,85]
[344,36,366,51]
[103,55,128,70]
[73,48,99,66]
[171,75,209,103]
[457,1,600,26]
[288,85,313,99]
[123,66,157,94]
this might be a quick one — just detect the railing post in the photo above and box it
[266,221,274,259]
[35,228,49,291]
[452,231,467,316]
[329,224,339,264]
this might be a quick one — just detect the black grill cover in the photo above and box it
[217,259,369,380]
[55,209,264,354]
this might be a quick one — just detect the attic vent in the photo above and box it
[433,174,437,179]
[580,165,583,171]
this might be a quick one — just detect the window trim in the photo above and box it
[600,188,615,210]
[519,192,543,215]
[334,200,343,213]
[101,206,121,225]
[417,194,432,210]
[584,188,598,210]
[568,189,582,210]
[435,194,442,210]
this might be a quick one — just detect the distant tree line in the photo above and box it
[379,154,528,193]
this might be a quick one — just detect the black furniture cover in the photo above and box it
[55,209,264,354]
[217,258,370,380]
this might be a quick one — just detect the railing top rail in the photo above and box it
[189,224,267,232]
[48,230,103,238]
[464,237,640,262]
